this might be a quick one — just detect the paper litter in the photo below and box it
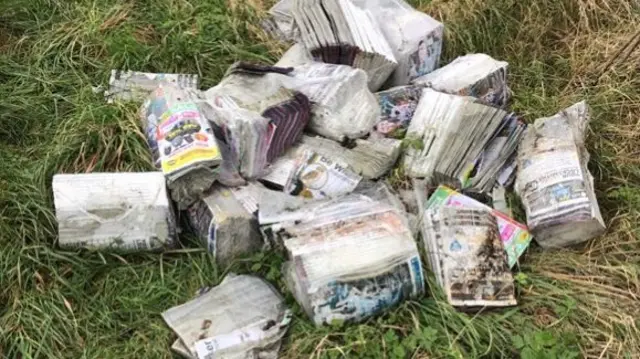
[292,0,398,91]
[186,184,262,266]
[515,101,605,248]
[373,85,424,138]
[140,85,222,209]
[350,0,444,86]
[421,204,517,309]
[402,89,520,188]
[162,273,291,359]
[105,70,199,103]
[52,172,176,252]
[412,54,509,107]
[262,0,300,42]
[258,187,423,325]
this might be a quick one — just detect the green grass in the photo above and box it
[1,0,639,358]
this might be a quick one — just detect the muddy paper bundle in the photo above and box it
[285,63,379,141]
[403,89,513,186]
[422,204,517,308]
[105,70,199,103]
[464,113,527,192]
[412,54,509,107]
[351,0,443,86]
[53,172,176,251]
[264,193,424,325]
[162,274,291,359]
[515,101,605,248]
[262,0,300,42]
[141,85,222,209]
[416,183,532,268]
[292,0,397,91]
[373,85,424,138]
[186,184,262,266]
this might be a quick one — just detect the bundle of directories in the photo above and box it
[412,54,509,107]
[421,204,517,309]
[415,183,532,268]
[202,62,312,185]
[162,274,292,359]
[105,69,199,103]
[351,0,444,86]
[261,135,402,190]
[515,101,605,248]
[140,85,222,209]
[186,184,263,266]
[285,63,380,141]
[372,85,424,138]
[402,89,520,189]
[292,0,398,91]
[262,0,300,42]
[52,172,176,251]
[259,189,424,325]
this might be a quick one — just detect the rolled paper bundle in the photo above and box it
[515,101,605,248]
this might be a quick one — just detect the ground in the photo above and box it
[1,0,639,358]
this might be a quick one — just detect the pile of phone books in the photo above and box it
[285,62,380,141]
[412,54,509,107]
[415,183,532,268]
[162,274,292,359]
[105,69,199,103]
[52,172,177,252]
[421,204,517,309]
[262,0,300,42]
[350,0,444,86]
[140,85,222,209]
[515,101,605,248]
[186,184,262,266]
[372,85,424,138]
[402,89,516,188]
[463,113,527,192]
[292,0,398,91]
[259,188,423,325]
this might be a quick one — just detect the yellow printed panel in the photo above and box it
[161,147,221,173]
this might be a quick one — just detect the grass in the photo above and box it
[1,0,639,357]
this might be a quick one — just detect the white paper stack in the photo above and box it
[275,43,313,68]
[422,204,517,309]
[186,184,262,266]
[412,54,509,107]
[515,101,605,248]
[351,0,444,86]
[141,85,222,209]
[292,0,398,91]
[162,274,291,359]
[105,70,199,103]
[402,89,510,186]
[260,190,424,325]
[53,172,176,251]
[285,63,380,141]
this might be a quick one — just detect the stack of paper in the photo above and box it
[402,89,511,186]
[261,135,402,190]
[412,54,509,107]
[292,0,398,91]
[105,70,199,103]
[415,183,532,268]
[421,204,517,309]
[52,172,176,252]
[260,191,424,325]
[162,274,291,359]
[140,85,222,209]
[186,184,262,266]
[351,0,444,86]
[464,113,527,192]
[283,150,362,199]
[262,0,300,42]
[373,85,424,138]
[275,43,312,67]
[285,63,380,141]
[515,101,605,248]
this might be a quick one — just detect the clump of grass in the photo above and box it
[1,0,639,358]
